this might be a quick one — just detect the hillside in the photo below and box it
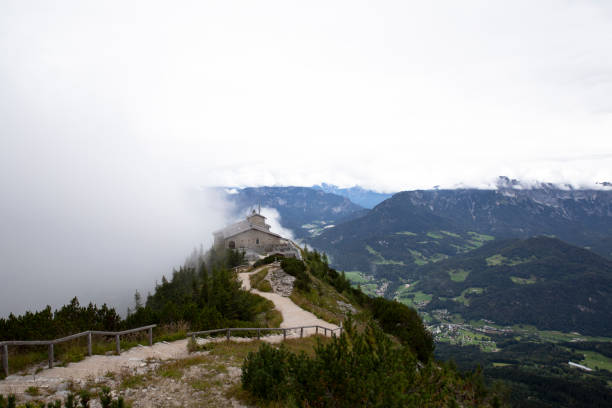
[416,237,612,336]
[310,182,612,287]
[220,186,366,239]
[1,248,507,407]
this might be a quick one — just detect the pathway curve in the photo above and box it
[238,264,337,336]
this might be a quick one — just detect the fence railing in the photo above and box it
[187,324,342,342]
[1,324,156,377]
[1,323,341,379]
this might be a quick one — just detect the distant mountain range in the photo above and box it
[310,180,612,278]
[417,236,612,336]
[311,183,393,209]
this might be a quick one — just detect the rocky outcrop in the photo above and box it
[266,264,295,297]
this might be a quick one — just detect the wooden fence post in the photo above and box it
[257,329,260,340]
[300,327,303,338]
[2,344,8,377]
[324,328,327,337]
[115,335,121,355]
[316,326,318,335]
[48,343,54,369]
[87,332,92,356]
[226,329,230,341]
[283,329,286,341]
[148,327,153,346]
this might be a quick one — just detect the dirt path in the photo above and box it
[238,265,337,336]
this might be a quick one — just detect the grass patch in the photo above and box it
[428,253,448,263]
[395,231,417,236]
[365,245,405,265]
[359,283,378,297]
[452,288,484,306]
[468,232,495,242]
[120,373,149,389]
[411,291,432,304]
[257,280,272,292]
[25,386,40,396]
[486,254,507,266]
[250,268,273,292]
[289,274,360,325]
[160,366,183,379]
[394,286,432,308]
[265,309,283,328]
[408,249,428,265]
[448,269,470,282]
[426,232,444,239]
[344,271,369,284]
[580,351,612,371]
[510,275,537,284]
[440,230,461,238]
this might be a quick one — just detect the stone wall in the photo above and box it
[225,229,281,253]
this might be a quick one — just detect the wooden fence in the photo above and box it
[0,324,156,377]
[187,324,342,342]
[1,323,341,378]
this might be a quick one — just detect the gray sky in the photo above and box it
[1,1,611,315]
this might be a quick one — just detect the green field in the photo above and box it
[448,269,470,282]
[408,249,428,265]
[581,351,612,371]
[395,231,417,236]
[427,232,444,239]
[468,232,495,242]
[486,254,506,266]
[395,285,432,308]
[452,287,484,306]
[360,283,378,297]
[344,271,370,284]
[365,245,405,265]
[511,275,537,284]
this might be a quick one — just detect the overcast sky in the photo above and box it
[1,1,611,315]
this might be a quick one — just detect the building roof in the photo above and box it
[213,219,282,240]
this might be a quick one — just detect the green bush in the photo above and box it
[241,343,291,401]
[281,258,311,291]
[242,319,503,407]
[253,254,284,268]
[0,395,15,408]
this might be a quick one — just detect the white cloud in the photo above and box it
[1,1,611,313]
[259,207,295,242]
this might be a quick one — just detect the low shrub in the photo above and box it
[242,318,503,407]
[241,343,291,401]
[281,259,311,292]
[253,254,284,268]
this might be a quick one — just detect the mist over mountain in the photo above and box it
[218,186,366,239]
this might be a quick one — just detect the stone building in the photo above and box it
[213,210,283,254]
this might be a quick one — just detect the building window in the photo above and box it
[256,238,260,245]
[228,241,235,249]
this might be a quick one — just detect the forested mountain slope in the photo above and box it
[310,183,612,281]
[418,237,612,336]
